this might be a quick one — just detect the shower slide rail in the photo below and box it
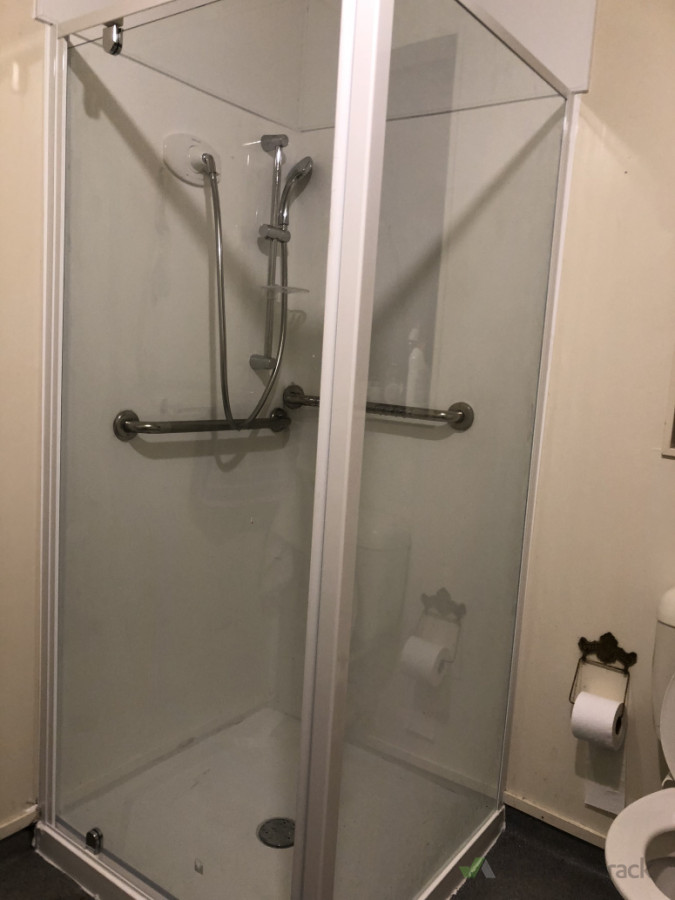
[112,407,291,442]
[283,384,474,431]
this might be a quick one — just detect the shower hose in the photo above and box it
[202,152,288,430]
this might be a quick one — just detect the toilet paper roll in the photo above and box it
[416,616,460,661]
[400,636,451,687]
[571,691,626,751]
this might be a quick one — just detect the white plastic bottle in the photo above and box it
[383,362,404,404]
[405,327,430,408]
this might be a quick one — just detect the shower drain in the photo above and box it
[257,817,295,848]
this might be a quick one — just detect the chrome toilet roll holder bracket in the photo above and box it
[569,632,637,706]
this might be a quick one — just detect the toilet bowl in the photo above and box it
[605,672,675,899]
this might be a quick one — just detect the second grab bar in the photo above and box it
[283,384,474,431]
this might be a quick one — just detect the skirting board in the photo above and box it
[503,791,607,848]
[0,805,38,841]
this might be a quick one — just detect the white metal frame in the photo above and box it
[291,0,394,895]
[36,0,583,898]
[39,22,66,831]
[500,94,582,801]
[36,13,180,900]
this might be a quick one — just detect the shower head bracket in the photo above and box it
[260,134,289,153]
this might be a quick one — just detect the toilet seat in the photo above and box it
[605,789,675,899]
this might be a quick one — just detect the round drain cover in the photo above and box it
[257,817,295,849]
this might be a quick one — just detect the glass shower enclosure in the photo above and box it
[38,1,567,898]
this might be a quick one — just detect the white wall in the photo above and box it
[0,7,44,837]
[505,0,675,843]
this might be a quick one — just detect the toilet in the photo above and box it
[605,589,675,899]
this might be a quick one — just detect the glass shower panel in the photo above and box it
[332,3,565,898]
[56,2,339,898]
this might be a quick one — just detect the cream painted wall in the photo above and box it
[505,0,675,844]
[0,8,44,836]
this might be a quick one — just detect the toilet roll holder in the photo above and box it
[420,587,466,621]
[569,632,637,706]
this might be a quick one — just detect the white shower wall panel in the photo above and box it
[119,0,306,128]
[58,39,330,806]
[298,0,554,133]
[36,0,595,95]
[263,125,336,720]
[298,0,341,131]
[390,0,552,113]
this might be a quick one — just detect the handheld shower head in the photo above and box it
[278,156,313,227]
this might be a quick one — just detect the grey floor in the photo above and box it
[459,807,621,899]
[0,807,621,899]
[0,827,90,900]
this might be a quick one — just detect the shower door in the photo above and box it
[298,1,567,897]
[54,2,343,898]
[44,0,566,898]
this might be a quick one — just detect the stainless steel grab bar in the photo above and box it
[113,408,291,442]
[283,385,474,431]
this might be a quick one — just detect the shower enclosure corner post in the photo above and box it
[497,91,580,805]
[39,20,68,833]
[292,1,395,898]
